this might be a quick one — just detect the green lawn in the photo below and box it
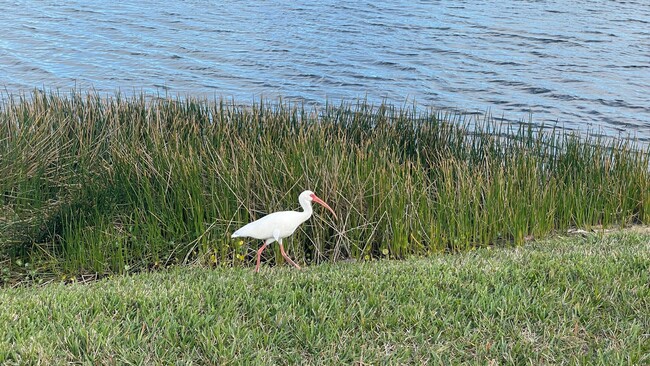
[1,231,648,365]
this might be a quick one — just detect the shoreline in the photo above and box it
[1,91,649,285]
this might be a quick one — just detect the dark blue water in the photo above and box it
[1,0,649,139]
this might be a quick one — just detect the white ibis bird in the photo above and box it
[231,190,337,272]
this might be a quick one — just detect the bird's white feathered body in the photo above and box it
[231,190,336,272]
[231,210,311,243]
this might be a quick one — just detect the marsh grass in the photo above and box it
[1,90,649,281]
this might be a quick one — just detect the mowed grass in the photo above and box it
[1,91,649,282]
[1,231,648,365]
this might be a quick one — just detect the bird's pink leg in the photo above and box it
[279,242,301,270]
[255,240,271,273]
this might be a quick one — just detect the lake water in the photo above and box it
[1,0,649,140]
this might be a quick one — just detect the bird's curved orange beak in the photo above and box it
[311,193,337,219]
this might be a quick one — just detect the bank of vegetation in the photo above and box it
[1,91,648,283]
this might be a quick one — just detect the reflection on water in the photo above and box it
[1,0,649,139]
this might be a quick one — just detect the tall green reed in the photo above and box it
[1,90,648,277]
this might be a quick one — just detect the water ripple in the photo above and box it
[1,0,649,139]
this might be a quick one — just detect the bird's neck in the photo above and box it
[299,198,314,220]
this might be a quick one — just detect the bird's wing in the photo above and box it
[232,211,303,240]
